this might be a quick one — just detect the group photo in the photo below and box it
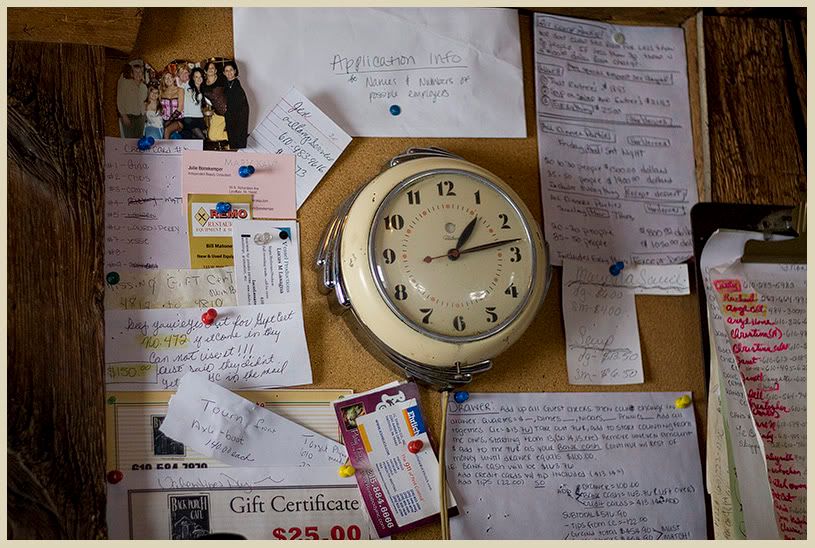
[116,57,250,151]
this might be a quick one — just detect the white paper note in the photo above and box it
[159,374,347,468]
[231,219,301,306]
[562,260,644,384]
[701,230,806,539]
[534,14,697,265]
[104,267,237,310]
[566,263,689,295]
[107,466,372,539]
[246,88,352,208]
[105,304,312,390]
[104,137,203,270]
[234,8,525,137]
[446,392,706,540]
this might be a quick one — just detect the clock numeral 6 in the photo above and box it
[509,247,522,262]
[485,306,498,323]
[453,315,466,332]
[419,308,433,324]
[505,283,518,298]
[394,284,407,301]
[383,214,404,230]
[437,180,456,196]
[382,248,396,264]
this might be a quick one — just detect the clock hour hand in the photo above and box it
[454,216,478,251]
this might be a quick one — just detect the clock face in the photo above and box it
[369,169,536,341]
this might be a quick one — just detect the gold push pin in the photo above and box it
[675,395,692,409]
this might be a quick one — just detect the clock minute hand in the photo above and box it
[457,238,522,256]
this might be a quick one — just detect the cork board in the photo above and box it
[103,8,707,540]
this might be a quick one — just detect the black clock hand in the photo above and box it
[456,238,522,257]
[454,216,478,251]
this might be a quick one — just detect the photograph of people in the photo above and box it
[143,82,164,141]
[116,59,147,138]
[159,70,185,139]
[223,60,249,150]
[182,67,207,139]
[201,59,229,150]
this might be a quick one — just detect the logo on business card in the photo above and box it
[169,494,210,540]
[402,405,426,436]
[151,415,185,456]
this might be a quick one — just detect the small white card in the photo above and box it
[160,373,347,468]
[105,304,313,390]
[569,263,690,295]
[562,260,644,385]
[231,219,301,306]
[246,88,352,208]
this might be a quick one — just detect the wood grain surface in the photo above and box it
[704,16,807,205]
[7,42,108,539]
[7,8,144,54]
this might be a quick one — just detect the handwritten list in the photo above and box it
[104,304,313,391]
[707,261,806,539]
[446,392,706,539]
[104,267,237,310]
[246,88,352,208]
[562,260,643,385]
[104,137,202,270]
[533,14,697,265]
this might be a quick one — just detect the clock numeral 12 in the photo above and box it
[437,180,456,196]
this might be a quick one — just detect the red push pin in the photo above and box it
[201,308,218,325]
[107,470,124,484]
[407,439,424,454]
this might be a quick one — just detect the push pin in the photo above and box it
[201,308,218,325]
[407,439,424,454]
[609,261,625,276]
[389,104,401,116]
[277,227,291,240]
[338,463,356,478]
[107,470,124,484]
[137,136,155,151]
[215,201,232,215]
[674,395,692,409]
[238,165,256,178]
[106,271,120,285]
[454,391,470,404]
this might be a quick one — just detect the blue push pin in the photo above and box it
[170,131,182,139]
[454,391,470,404]
[609,261,625,276]
[215,202,232,215]
[137,136,155,151]
[389,104,401,116]
[278,228,290,240]
[238,165,256,178]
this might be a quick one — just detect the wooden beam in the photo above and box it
[7,41,107,539]
[704,16,807,205]
[520,7,700,26]
[8,8,143,54]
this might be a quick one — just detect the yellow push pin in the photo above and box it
[338,463,356,478]
[675,395,692,409]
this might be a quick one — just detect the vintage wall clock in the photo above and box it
[318,148,550,389]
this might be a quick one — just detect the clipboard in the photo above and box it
[690,201,801,382]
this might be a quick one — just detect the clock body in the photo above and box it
[318,149,549,386]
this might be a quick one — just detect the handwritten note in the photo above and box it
[567,263,689,295]
[533,14,697,265]
[159,374,347,468]
[702,230,806,539]
[246,88,352,208]
[562,260,643,384]
[104,267,237,310]
[105,304,312,390]
[182,150,296,219]
[446,392,706,539]
[105,137,203,270]
[234,8,525,137]
[231,219,301,306]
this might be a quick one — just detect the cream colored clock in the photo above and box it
[318,148,550,389]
